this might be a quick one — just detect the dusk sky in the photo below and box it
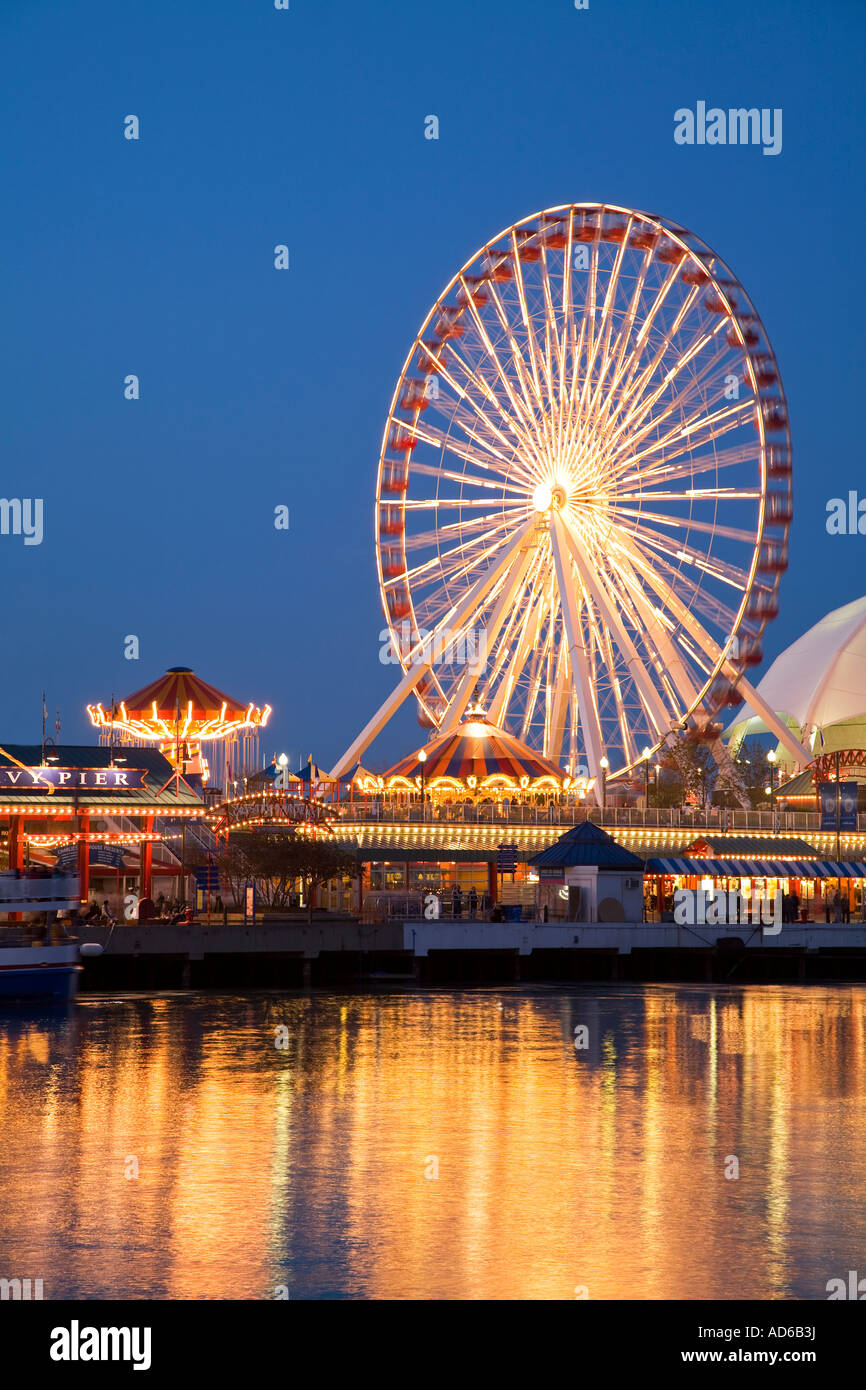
[2,0,864,772]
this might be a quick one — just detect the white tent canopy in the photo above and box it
[727,596,866,749]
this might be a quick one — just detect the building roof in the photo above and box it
[726,596,866,743]
[685,836,820,858]
[0,745,204,813]
[529,820,645,870]
[384,709,567,788]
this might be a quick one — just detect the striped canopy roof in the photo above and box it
[383,710,567,789]
[88,667,271,741]
[647,857,866,879]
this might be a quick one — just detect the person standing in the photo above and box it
[452,884,462,919]
[469,887,478,920]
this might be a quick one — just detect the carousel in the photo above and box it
[358,701,590,811]
[87,666,271,793]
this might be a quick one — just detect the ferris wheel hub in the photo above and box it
[532,481,568,513]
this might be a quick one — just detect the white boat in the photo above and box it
[0,871,84,1002]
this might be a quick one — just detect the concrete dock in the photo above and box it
[74,916,866,988]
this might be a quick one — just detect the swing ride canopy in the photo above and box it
[87,667,271,742]
[373,707,574,797]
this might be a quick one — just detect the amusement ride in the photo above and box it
[332,202,813,801]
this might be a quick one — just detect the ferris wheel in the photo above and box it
[334,203,806,791]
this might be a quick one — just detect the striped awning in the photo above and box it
[384,709,566,787]
[646,857,866,879]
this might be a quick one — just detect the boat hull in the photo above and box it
[0,947,81,1002]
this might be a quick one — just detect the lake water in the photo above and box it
[1,984,863,1300]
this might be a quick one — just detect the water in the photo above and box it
[1,984,864,1300]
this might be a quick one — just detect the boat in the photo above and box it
[0,870,86,1003]
[0,943,81,1001]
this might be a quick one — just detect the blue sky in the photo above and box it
[1,0,864,772]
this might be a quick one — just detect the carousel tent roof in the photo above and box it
[383,710,567,786]
[529,821,644,870]
[726,596,866,743]
[88,666,270,739]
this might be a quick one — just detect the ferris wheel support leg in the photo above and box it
[331,519,537,778]
[437,540,536,737]
[330,662,431,781]
[550,518,605,804]
[558,517,673,736]
[724,671,812,769]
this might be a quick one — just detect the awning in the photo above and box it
[645,857,866,879]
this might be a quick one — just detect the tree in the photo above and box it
[730,739,774,809]
[214,832,359,921]
[656,737,717,807]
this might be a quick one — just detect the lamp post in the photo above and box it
[600,755,608,817]
[642,746,651,812]
[277,752,288,791]
[418,748,427,820]
[767,748,777,827]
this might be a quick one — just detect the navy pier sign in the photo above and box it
[0,766,147,791]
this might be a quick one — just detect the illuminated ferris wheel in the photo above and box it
[334,203,802,791]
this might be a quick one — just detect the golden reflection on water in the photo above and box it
[0,985,864,1300]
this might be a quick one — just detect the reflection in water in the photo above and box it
[0,985,863,1300]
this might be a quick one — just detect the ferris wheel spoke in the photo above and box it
[607,255,688,409]
[409,460,528,495]
[604,332,735,470]
[614,483,761,503]
[545,645,569,765]
[612,507,759,550]
[559,515,673,734]
[445,310,550,469]
[578,247,655,449]
[609,326,729,452]
[487,560,551,726]
[399,416,519,477]
[620,442,760,488]
[520,611,556,742]
[436,352,547,476]
[617,528,739,644]
[613,398,755,479]
[437,541,538,735]
[601,552,701,717]
[612,281,705,424]
[622,521,748,602]
[609,345,738,474]
[480,280,552,445]
[550,517,605,796]
[509,230,551,413]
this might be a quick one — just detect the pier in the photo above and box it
[75,916,866,989]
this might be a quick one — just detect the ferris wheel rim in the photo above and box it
[375,202,791,776]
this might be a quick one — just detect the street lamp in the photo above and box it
[642,746,652,811]
[277,752,288,791]
[418,748,427,819]
[600,755,608,815]
[767,748,777,824]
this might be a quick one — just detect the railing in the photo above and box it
[331,804,853,834]
[0,871,81,908]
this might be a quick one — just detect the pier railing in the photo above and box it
[332,804,850,834]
